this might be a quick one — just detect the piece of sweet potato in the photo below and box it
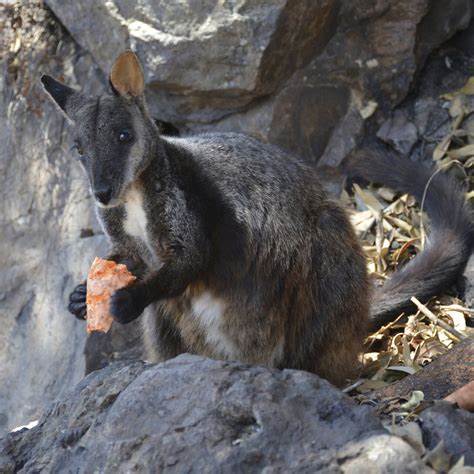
[86,257,136,334]
[445,380,474,412]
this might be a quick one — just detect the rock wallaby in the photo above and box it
[41,51,473,386]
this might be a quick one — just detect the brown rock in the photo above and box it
[374,338,474,401]
[269,84,351,165]
[445,381,474,412]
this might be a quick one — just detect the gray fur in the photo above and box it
[40,51,470,386]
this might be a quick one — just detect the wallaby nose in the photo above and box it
[94,188,113,205]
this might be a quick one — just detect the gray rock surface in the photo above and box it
[421,402,474,466]
[0,355,432,473]
[0,2,100,434]
[0,2,141,434]
[465,255,474,310]
[376,110,419,156]
[45,0,338,124]
[44,0,473,165]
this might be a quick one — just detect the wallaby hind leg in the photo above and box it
[311,329,365,387]
[141,303,185,362]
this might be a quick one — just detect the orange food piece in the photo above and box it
[445,380,474,412]
[86,257,136,334]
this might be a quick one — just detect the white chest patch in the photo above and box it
[124,187,149,242]
[191,292,238,359]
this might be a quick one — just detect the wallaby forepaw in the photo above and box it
[110,287,145,324]
[68,283,87,320]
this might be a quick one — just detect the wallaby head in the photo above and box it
[41,51,158,207]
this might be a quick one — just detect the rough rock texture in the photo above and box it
[465,255,474,310]
[45,0,473,164]
[0,355,432,473]
[1,0,473,440]
[421,402,474,466]
[0,2,141,434]
[45,0,338,124]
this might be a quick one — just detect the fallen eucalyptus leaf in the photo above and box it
[400,390,424,410]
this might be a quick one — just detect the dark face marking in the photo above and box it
[42,52,152,207]
[71,96,145,207]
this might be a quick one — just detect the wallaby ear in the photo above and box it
[109,50,145,98]
[40,75,85,122]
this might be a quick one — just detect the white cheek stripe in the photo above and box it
[123,187,162,267]
[124,187,148,239]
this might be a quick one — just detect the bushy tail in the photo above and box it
[345,149,473,332]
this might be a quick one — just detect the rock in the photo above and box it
[44,0,472,165]
[193,97,276,143]
[415,0,473,67]
[412,97,450,141]
[1,0,473,446]
[373,337,474,401]
[84,321,143,375]
[0,355,431,473]
[377,110,419,155]
[317,109,365,169]
[263,0,472,163]
[421,402,474,466]
[0,1,99,434]
[45,0,338,123]
[269,84,351,165]
[464,255,474,310]
[0,2,141,435]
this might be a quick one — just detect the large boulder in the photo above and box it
[44,0,473,165]
[421,402,474,467]
[44,0,338,124]
[0,355,432,473]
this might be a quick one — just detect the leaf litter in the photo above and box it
[342,77,474,471]
[345,174,473,392]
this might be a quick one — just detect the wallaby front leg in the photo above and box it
[110,263,197,324]
[105,249,149,280]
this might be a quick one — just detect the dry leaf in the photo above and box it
[448,456,474,473]
[445,309,467,331]
[433,134,452,161]
[386,366,417,375]
[441,76,474,100]
[447,144,474,160]
[353,183,384,212]
[359,100,378,119]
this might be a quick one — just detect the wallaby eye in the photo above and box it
[118,130,133,143]
[70,144,84,159]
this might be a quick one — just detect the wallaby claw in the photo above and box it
[68,283,87,320]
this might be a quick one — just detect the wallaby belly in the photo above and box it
[151,285,287,367]
[190,291,239,358]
